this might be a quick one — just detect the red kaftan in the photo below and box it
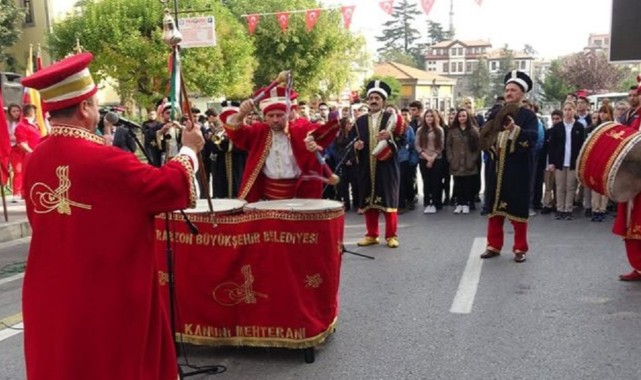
[22,125,196,380]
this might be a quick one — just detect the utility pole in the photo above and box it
[448,0,455,38]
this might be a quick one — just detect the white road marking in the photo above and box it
[0,272,25,287]
[450,237,485,314]
[0,322,23,342]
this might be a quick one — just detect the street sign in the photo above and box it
[178,16,216,49]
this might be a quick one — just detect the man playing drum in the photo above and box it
[351,80,406,249]
[613,82,641,281]
[224,86,338,202]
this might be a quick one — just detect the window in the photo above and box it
[458,62,463,72]
[21,0,34,26]
[443,62,449,72]
[520,60,526,70]
[458,48,464,55]
[491,61,498,71]
[451,62,457,72]
[450,48,457,56]
[466,62,472,73]
[595,39,602,46]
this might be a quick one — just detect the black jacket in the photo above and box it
[548,121,585,170]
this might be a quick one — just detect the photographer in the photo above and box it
[156,104,183,163]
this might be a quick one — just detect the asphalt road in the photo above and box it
[1,207,640,380]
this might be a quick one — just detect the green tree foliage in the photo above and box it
[48,0,256,108]
[467,58,491,107]
[539,59,572,107]
[224,0,364,100]
[378,50,419,67]
[426,21,452,45]
[360,75,401,104]
[490,45,516,98]
[0,0,25,65]
[376,0,422,65]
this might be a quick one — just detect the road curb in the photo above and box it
[0,220,31,244]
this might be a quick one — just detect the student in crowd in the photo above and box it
[590,103,614,222]
[540,110,562,215]
[548,101,585,220]
[415,109,444,214]
[446,108,480,214]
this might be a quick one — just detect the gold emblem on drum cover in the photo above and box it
[499,201,508,210]
[607,130,626,140]
[158,271,169,286]
[30,166,92,215]
[305,274,323,288]
[213,265,268,306]
[519,141,529,148]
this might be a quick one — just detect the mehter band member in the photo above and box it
[21,52,204,380]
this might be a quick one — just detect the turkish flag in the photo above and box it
[0,88,11,184]
[379,0,394,15]
[276,11,290,32]
[341,6,356,29]
[421,0,435,15]
[247,14,260,35]
[305,9,321,32]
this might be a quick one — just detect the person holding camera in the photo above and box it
[156,103,183,164]
[480,71,539,263]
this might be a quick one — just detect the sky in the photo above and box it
[321,0,613,59]
[54,0,613,59]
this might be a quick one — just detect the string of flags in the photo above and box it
[241,0,482,34]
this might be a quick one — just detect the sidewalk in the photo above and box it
[0,202,30,244]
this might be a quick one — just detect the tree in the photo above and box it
[467,58,491,107]
[224,0,364,100]
[538,59,572,107]
[426,21,452,45]
[559,51,629,93]
[378,50,418,67]
[490,45,516,98]
[523,44,537,56]
[360,75,401,104]
[48,0,256,108]
[0,0,25,65]
[376,0,422,61]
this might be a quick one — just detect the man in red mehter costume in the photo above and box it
[21,52,204,380]
[613,81,641,281]
[224,86,338,202]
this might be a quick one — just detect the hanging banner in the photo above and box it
[421,0,436,15]
[247,14,260,35]
[275,11,290,32]
[178,16,217,48]
[305,9,321,32]
[340,6,356,29]
[379,0,394,15]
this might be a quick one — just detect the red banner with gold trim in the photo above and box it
[155,206,344,348]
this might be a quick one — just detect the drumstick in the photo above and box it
[252,70,291,104]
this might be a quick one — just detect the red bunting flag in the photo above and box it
[475,0,483,5]
[341,6,356,29]
[247,14,260,35]
[305,9,321,32]
[275,11,290,32]
[379,0,394,15]
[421,0,436,15]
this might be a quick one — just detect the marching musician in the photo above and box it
[351,80,406,249]
[224,86,339,202]
[613,82,641,281]
[210,101,247,198]
[479,71,539,263]
[20,52,204,380]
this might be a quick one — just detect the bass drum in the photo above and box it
[577,121,641,202]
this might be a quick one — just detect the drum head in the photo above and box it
[244,199,344,212]
[184,199,246,214]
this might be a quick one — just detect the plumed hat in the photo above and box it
[503,70,533,93]
[219,100,240,124]
[254,86,297,114]
[366,80,392,100]
[21,52,98,113]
